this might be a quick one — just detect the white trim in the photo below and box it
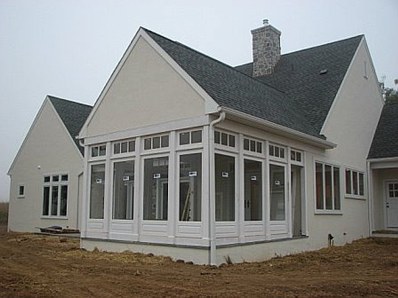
[221,107,336,149]
[79,28,219,139]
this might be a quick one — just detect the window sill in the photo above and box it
[17,196,25,199]
[314,210,343,215]
[345,195,366,200]
[41,216,68,220]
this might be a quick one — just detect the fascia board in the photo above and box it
[222,107,336,149]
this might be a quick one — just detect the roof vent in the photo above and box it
[320,69,328,75]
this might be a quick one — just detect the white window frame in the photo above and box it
[314,161,342,214]
[17,184,25,198]
[90,144,107,161]
[242,136,264,157]
[142,133,170,154]
[42,173,69,218]
[345,168,365,199]
[112,139,136,157]
[269,143,287,162]
[177,129,203,150]
[290,149,304,166]
[214,130,238,153]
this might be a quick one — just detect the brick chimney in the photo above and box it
[251,20,281,77]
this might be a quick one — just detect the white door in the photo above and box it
[386,181,398,228]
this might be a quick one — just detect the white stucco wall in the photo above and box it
[8,100,83,232]
[85,36,206,138]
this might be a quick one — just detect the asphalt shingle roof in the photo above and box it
[368,100,398,159]
[145,28,321,138]
[48,96,92,154]
[235,35,363,133]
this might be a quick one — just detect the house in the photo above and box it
[75,22,389,265]
[8,96,92,232]
[368,99,398,231]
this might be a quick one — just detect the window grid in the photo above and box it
[143,134,169,150]
[315,162,340,211]
[42,174,68,217]
[113,139,135,155]
[243,137,262,154]
[179,130,202,146]
[345,169,365,196]
[269,144,286,160]
[214,130,236,148]
[91,144,106,158]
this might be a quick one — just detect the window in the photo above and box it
[179,130,202,145]
[345,169,365,197]
[179,153,202,221]
[215,154,235,221]
[90,164,105,219]
[243,138,262,154]
[315,162,341,211]
[270,164,286,220]
[143,135,169,150]
[18,185,25,198]
[113,139,135,155]
[269,144,285,159]
[91,145,106,158]
[42,174,68,217]
[290,149,302,163]
[244,159,262,221]
[214,131,235,148]
[143,157,169,220]
[112,160,134,220]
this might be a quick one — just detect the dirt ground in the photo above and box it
[0,227,397,297]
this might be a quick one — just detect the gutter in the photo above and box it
[220,107,336,149]
[208,109,225,265]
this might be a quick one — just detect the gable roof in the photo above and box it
[368,100,398,159]
[144,28,321,138]
[235,35,364,133]
[48,96,92,154]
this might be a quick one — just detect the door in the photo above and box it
[386,181,398,228]
[269,163,287,222]
[291,165,303,237]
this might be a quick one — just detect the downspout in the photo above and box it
[208,109,225,265]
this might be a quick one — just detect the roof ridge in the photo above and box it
[142,28,286,95]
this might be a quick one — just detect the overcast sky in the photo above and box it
[0,0,397,201]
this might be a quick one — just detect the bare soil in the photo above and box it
[0,228,397,297]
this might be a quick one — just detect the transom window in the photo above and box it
[144,134,169,150]
[113,139,135,155]
[345,169,364,197]
[269,144,286,159]
[179,130,202,145]
[91,144,106,158]
[315,162,340,211]
[214,131,235,148]
[42,174,68,217]
[243,138,262,154]
[290,149,303,163]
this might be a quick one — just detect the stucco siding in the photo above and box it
[86,37,206,138]
[8,101,82,232]
[322,40,383,170]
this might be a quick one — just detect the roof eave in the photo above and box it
[220,107,336,150]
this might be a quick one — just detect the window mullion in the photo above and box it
[331,166,335,210]
[322,164,326,210]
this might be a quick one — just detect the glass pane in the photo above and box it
[296,152,302,162]
[244,159,262,221]
[143,157,168,220]
[99,145,106,156]
[214,131,220,144]
[359,173,364,196]
[221,133,228,146]
[121,142,128,153]
[191,130,202,143]
[291,151,296,161]
[113,161,134,220]
[250,140,256,152]
[61,175,68,181]
[179,154,202,221]
[128,140,135,152]
[345,170,351,194]
[60,185,67,216]
[353,171,358,195]
[180,132,190,145]
[144,138,151,150]
[270,164,285,220]
[334,167,340,210]
[269,145,274,156]
[44,176,50,183]
[275,147,280,157]
[243,139,250,151]
[325,165,333,210]
[280,148,285,159]
[90,164,105,219]
[153,137,160,149]
[51,186,58,216]
[19,185,24,196]
[215,154,235,221]
[316,163,324,209]
[52,175,59,182]
[161,135,169,147]
[256,142,262,153]
[114,143,121,154]
[42,187,50,216]
[229,135,235,147]
[91,147,98,157]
